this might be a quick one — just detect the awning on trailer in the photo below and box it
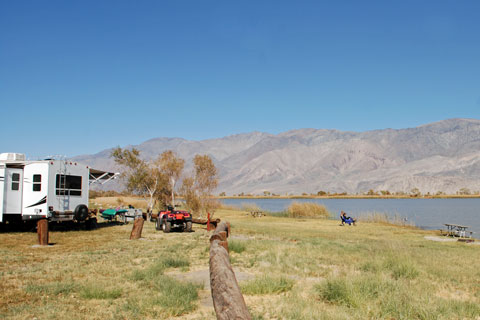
[89,168,119,185]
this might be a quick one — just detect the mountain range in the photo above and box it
[73,118,480,195]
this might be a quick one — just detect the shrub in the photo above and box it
[287,202,330,218]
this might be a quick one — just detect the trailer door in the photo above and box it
[3,168,23,214]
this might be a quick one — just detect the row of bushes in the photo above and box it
[239,202,331,219]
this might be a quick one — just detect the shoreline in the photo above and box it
[216,195,480,200]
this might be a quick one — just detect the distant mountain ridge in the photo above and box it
[73,118,480,195]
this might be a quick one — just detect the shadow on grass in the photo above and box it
[0,218,140,233]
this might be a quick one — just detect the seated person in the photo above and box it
[340,211,356,226]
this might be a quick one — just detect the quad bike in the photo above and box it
[155,209,192,233]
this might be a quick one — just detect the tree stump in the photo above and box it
[130,217,144,240]
[210,221,251,320]
[37,219,49,246]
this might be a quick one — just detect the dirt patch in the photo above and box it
[230,234,253,241]
[166,267,255,290]
[424,236,457,242]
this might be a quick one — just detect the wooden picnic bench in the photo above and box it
[250,211,263,218]
[444,223,471,238]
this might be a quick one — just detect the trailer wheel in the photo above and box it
[74,204,89,221]
[155,217,162,230]
[162,221,171,233]
[185,221,192,232]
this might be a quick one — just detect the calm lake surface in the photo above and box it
[221,198,480,236]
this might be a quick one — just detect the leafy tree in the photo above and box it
[458,188,471,195]
[158,150,185,207]
[111,147,168,212]
[180,154,218,218]
[317,191,327,196]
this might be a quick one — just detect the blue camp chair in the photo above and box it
[341,215,355,225]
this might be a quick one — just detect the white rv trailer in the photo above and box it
[0,153,118,223]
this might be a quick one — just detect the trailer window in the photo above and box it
[11,173,20,191]
[56,175,82,196]
[33,174,41,192]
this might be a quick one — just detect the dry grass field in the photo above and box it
[1,202,479,319]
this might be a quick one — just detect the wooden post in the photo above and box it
[130,217,144,240]
[207,212,212,231]
[209,221,251,320]
[37,219,49,246]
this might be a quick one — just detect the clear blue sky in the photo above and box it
[1,0,479,158]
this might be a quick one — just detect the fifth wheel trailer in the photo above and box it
[0,153,118,224]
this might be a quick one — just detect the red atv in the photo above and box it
[155,209,192,233]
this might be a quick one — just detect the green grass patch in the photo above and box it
[80,285,122,300]
[229,240,247,253]
[25,281,77,296]
[266,211,289,218]
[384,256,419,280]
[151,275,202,316]
[315,275,394,309]
[132,256,190,281]
[241,275,294,295]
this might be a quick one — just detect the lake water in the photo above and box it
[220,198,480,236]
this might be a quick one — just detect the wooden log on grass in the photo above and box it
[130,217,144,240]
[209,221,251,320]
[192,217,220,227]
[37,219,49,246]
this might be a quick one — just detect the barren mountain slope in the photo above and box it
[73,118,480,195]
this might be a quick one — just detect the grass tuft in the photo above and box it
[266,211,289,218]
[132,256,190,281]
[316,278,357,307]
[241,275,294,295]
[362,212,416,228]
[80,285,122,300]
[229,240,247,253]
[25,281,77,296]
[151,275,202,316]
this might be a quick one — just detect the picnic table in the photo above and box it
[444,223,471,238]
[250,211,263,218]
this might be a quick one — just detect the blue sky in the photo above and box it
[1,0,479,158]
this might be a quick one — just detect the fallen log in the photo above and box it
[130,217,144,240]
[192,217,220,227]
[209,221,251,320]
